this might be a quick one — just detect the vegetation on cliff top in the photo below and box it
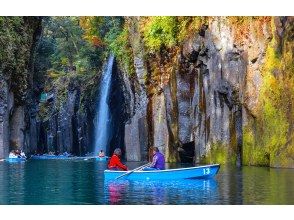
[0,17,41,104]
[140,16,205,53]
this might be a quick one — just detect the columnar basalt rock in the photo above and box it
[0,17,42,159]
[123,17,149,161]
[35,79,92,155]
[10,106,26,150]
[121,16,293,168]
[0,78,9,159]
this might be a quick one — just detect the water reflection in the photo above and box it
[104,178,219,205]
[242,166,294,204]
[0,162,25,204]
[215,165,243,204]
[94,160,108,204]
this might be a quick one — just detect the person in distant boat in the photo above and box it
[9,150,18,158]
[143,147,165,171]
[15,149,22,158]
[108,148,128,171]
[98,150,105,157]
[63,151,71,156]
[20,150,27,159]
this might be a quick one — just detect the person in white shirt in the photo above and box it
[20,150,26,159]
[9,151,18,158]
[98,150,105,157]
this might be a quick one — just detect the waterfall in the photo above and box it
[94,55,114,155]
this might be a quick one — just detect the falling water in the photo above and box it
[94,55,114,155]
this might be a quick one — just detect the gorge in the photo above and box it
[0,16,293,168]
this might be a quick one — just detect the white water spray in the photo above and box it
[94,55,114,155]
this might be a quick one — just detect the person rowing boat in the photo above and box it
[143,147,165,171]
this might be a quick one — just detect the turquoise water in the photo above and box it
[0,160,293,204]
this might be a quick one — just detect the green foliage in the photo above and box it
[0,17,23,71]
[35,16,104,79]
[140,16,205,53]
[0,16,41,104]
[142,16,178,52]
[80,16,134,75]
[177,16,204,42]
[107,26,135,75]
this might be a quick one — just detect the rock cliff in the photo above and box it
[0,17,42,158]
[1,16,293,168]
[119,16,294,168]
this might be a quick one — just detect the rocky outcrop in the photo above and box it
[0,17,42,159]
[121,16,294,168]
[108,59,133,158]
[123,17,149,161]
[0,78,9,158]
[34,76,93,155]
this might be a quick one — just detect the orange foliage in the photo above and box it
[79,16,104,47]
[91,35,103,47]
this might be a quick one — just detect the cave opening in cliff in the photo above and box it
[179,141,195,163]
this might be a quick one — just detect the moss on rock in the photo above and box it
[203,142,236,165]
[243,17,294,168]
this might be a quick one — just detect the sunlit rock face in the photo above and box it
[121,17,294,168]
[123,56,149,161]
[122,17,149,161]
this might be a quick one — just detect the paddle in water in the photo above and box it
[115,162,151,180]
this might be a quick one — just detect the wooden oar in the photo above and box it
[115,162,151,180]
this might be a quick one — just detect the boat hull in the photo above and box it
[30,155,69,160]
[104,164,220,181]
[30,155,108,161]
[96,157,109,161]
[5,158,26,163]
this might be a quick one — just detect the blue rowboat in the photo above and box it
[5,157,26,163]
[30,155,70,160]
[104,164,220,181]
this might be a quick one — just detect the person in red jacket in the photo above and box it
[108,148,128,171]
